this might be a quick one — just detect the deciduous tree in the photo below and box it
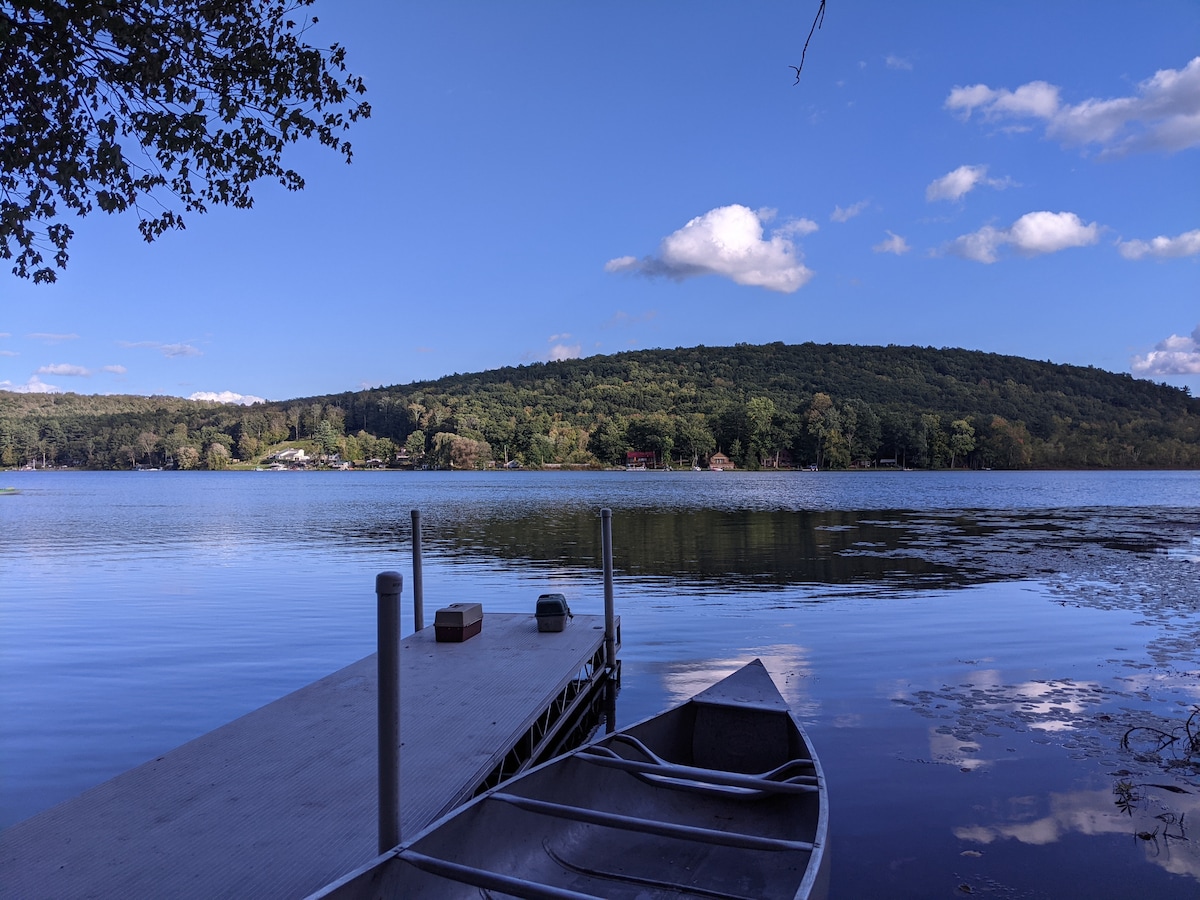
[1,0,370,282]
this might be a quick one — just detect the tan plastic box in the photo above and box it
[434,602,483,642]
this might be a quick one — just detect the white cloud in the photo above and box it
[873,231,911,255]
[950,225,1008,263]
[604,255,638,273]
[0,332,10,338]
[831,200,869,222]
[1008,211,1099,254]
[1132,325,1200,376]
[26,332,79,344]
[548,343,581,361]
[925,164,1013,202]
[1,376,61,393]
[0,350,16,357]
[885,55,912,71]
[949,211,1099,263]
[546,334,581,361]
[36,363,90,377]
[946,57,1200,154]
[188,391,266,405]
[605,204,814,293]
[161,343,201,358]
[102,364,127,374]
[777,217,820,237]
[1117,227,1200,260]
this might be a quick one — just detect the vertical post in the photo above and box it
[376,570,403,853]
[410,509,424,632]
[601,508,617,733]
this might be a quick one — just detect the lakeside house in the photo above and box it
[625,450,656,470]
[273,448,307,463]
[708,452,733,470]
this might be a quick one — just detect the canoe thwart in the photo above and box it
[399,850,605,900]
[490,792,817,852]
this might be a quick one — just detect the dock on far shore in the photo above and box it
[1,612,619,899]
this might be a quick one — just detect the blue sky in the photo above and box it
[2,0,1198,403]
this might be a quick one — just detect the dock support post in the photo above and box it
[376,570,403,853]
[601,508,617,734]
[411,509,424,632]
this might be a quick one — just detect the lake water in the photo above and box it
[3,469,1200,897]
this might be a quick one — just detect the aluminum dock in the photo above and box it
[1,612,619,899]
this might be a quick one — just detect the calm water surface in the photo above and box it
[3,469,1200,898]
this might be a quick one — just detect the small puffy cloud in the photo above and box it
[925,164,1013,202]
[1008,211,1099,254]
[26,332,79,344]
[546,334,581,361]
[831,200,869,223]
[777,217,819,237]
[548,343,581,361]
[606,204,814,293]
[885,55,913,71]
[950,225,1008,264]
[0,349,16,357]
[102,364,127,374]
[1132,325,1200,376]
[1,376,61,393]
[949,211,1099,263]
[604,255,638,273]
[1117,227,1200,260]
[873,231,911,255]
[188,391,266,405]
[946,57,1200,154]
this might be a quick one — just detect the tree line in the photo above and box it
[3,342,1198,471]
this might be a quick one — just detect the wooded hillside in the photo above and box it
[3,342,1198,470]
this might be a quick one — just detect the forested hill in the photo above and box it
[3,342,1198,470]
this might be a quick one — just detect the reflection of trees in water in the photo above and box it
[431,508,977,588]
[329,505,1200,597]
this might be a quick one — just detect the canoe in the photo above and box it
[310,659,829,900]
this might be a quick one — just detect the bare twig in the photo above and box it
[791,0,827,85]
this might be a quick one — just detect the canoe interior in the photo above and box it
[311,660,828,900]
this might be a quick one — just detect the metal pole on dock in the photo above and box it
[411,509,424,632]
[601,508,617,734]
[376,570,403,853]
[601,508,615,669]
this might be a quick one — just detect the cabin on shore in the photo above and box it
[709,452,734,470]
[625,450,656,469]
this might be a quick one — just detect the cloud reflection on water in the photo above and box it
[658,645,818,718]
[956,787,1200,880]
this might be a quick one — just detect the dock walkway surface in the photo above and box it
[2,613,615,899]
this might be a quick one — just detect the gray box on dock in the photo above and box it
[535,593,571,632]
[435,603,483,642]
